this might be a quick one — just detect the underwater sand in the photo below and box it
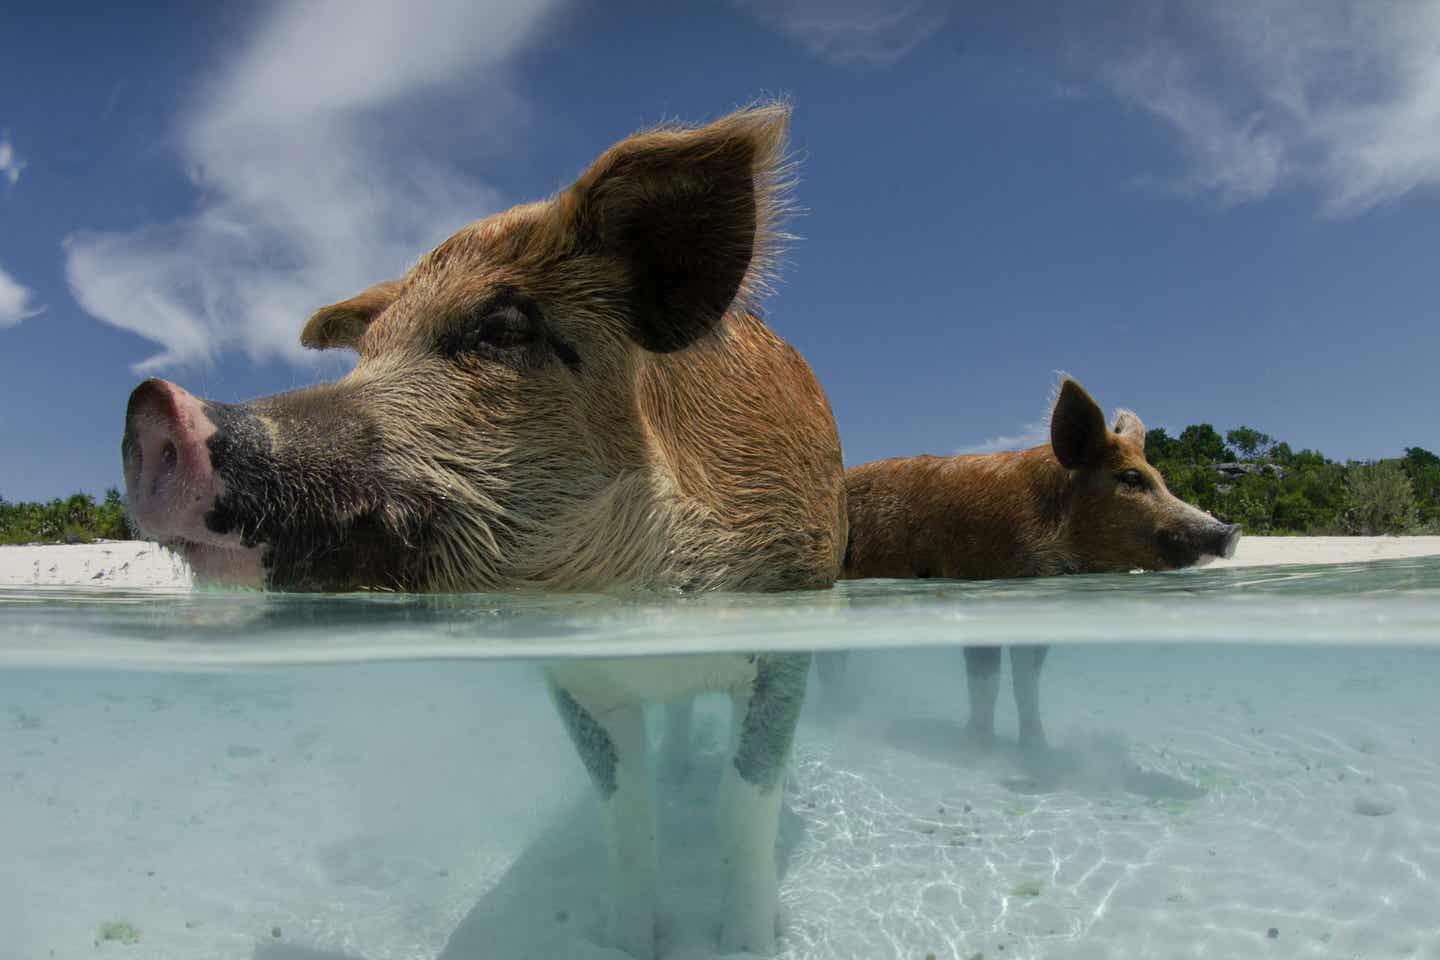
[2,641,1438,959]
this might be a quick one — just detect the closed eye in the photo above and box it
[1118,469,1148,490]
[439,295,541,359]
[473,306,537,349]
[440,289,581,372]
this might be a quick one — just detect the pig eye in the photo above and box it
[473,306,537,349]
[1117,469,1148,491]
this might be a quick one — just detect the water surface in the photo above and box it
[2,556,1438,667]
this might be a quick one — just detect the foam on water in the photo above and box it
[2,558,1439,959]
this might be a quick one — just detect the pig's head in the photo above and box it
[122,105,806,592]
[1049,379,1240,572]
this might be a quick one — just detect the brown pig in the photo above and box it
[120,104,843,959]
[840,378,1239,748]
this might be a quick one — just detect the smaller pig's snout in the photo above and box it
[122,378,222,543]
[1216,522,1242,560]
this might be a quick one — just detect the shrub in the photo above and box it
[1343,461,1419,535]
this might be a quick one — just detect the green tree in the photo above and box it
[1144,427,1181,465]
[1272,490,1321,533]
[0,491,133,545]
[1404,447,1440,469]
[1177,424,1232,464]
[1226,426,1273,460]
[1401,447,1440,530]
[96,488,131,540]
[1344,461,1419,535]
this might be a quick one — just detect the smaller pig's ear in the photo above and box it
[1112,409,1146,445]
[560,102,793,352]
[1050,378,1108,469]
[301,280,404,351]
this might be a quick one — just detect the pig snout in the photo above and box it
[1184,519,1242,564]
[122,378,223,544]
[1215,522,1242,560]
[1159,514,1243,568]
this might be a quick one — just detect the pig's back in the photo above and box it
[842,451,1067,582]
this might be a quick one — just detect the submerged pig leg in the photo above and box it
[1011,644,1050,750]
[718,652,808,955]
[551,686,657,960]
[659,697,695,784]
[964,645,1002,740]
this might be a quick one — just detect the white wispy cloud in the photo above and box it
[956,418,1050,457]
[0,264,42,328]
[0,137,24,186]
[1094,0,1440,215]
[65,0,563,373]
[739,0,946,64]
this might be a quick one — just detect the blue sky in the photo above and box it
[2,1,1438,502]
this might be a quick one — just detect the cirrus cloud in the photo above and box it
[65,0,564,374]
[1091,0,1440,215]
[0,137,25,186]
[738,0,947,64]
[955,418,1051,457]
[0,264,42,328]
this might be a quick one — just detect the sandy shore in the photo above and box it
[2,536,1438,589]
[1208,535,1440,568]
[0,540,193,589]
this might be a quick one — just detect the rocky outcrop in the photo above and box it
[1214,461,1285,481]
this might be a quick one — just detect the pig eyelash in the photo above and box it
[1117,469,1148,491]
[439,289,582,373]
[439,296,539,359]
[472,307,537,349]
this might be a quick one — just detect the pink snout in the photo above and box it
[122,378,225,545]
[122,379,264,587]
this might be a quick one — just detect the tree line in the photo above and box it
[0,489,130,545]
[1144,426,1439,536]
[2,428,1438,544]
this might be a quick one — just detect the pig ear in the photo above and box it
[301,280,404,351]
[561,102,793,352]
[1112,409,1146,445]
[1050,378,1109,469]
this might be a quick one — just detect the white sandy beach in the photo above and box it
[3,536,1439,589]
[0,540,194,588]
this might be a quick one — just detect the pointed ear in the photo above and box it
[1113,409,1147,445]
[1050,378,1108,469]
[560,103,792,352]
[301,280,404,351]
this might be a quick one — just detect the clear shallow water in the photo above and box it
[2,558,1439,960]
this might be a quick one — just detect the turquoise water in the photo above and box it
[2,558,1439,959]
